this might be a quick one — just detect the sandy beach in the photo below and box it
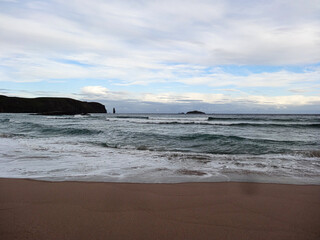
[0,178,319,240]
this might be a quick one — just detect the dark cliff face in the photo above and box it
[0,95,107,114]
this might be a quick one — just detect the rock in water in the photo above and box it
[186,110,205,114]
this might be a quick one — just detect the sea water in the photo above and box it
[0,113,319,184]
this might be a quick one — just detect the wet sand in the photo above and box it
[0,178,319,240]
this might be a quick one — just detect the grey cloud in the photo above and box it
[1,0,320,66]
[1,0,320,114]
[289,89,309,93]
[87,98,320,114]
[175,99,204,103]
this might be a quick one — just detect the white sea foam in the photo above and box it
[0,136,319,184]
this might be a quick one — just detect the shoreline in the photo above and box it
[1,176,320,185]
[1,178,320,240]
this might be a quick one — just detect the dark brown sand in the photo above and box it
[0,178,319,240]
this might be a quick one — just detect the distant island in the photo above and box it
[0,95,107,115]
[186,110,206,114]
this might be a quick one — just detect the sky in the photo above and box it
[0,0,320,113]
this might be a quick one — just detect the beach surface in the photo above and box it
[0,178,319,240]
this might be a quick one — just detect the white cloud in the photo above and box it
[81,86,109,96]
[178,68,320,87]
[80,86,133,101]
[1,52,319,94]
[244,95,320,106]
[81,85,320,107]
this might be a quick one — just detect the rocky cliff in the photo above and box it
[0,95,107,115]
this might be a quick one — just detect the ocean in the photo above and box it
[0,113,319,184]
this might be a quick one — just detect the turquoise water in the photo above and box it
[0,113,319,184]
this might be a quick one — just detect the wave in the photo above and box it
[114,116,149,119]
[0,118,10,123]
[17,121,103,136]
[0,133,25,138]
[45,114,97,120]
[221,123,320,128]
[91,131,312,155]
[46,116,79,120]
[109,119,320,128]
[40,127,103,136]
[174,121,319,128]
[208,116,320,122]
[178,133,301,145]
[299,150,320,158]
[153,121,198,125]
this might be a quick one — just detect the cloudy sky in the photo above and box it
[0,0,320,113]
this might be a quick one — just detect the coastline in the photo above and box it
[1,178,319,240]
